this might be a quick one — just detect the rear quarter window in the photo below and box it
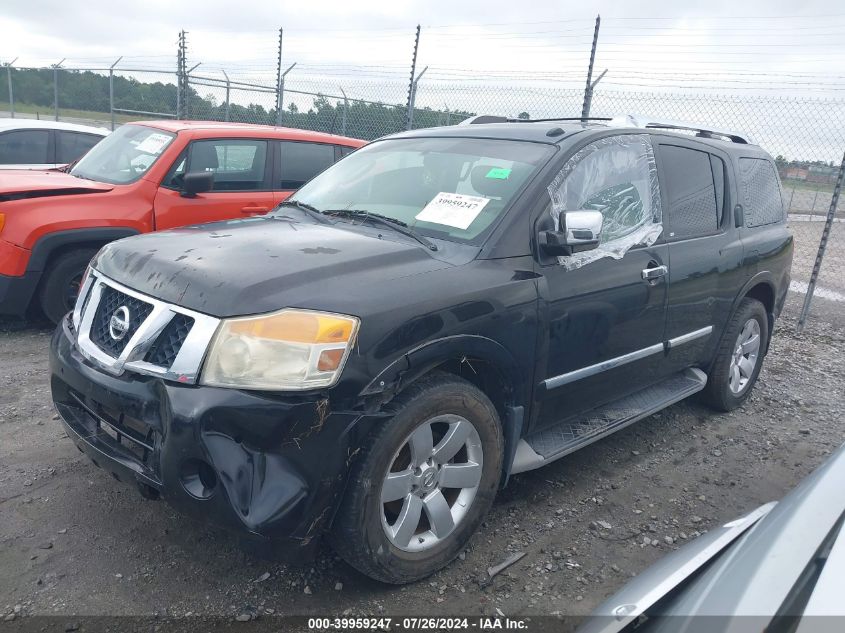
[739,158,785,227]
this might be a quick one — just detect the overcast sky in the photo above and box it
[2,0,843,95]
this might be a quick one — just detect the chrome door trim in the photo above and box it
[667,326,713,349]
[542,326,714,390]
[542,342,665,390]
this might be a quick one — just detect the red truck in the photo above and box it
[0,121,365,323]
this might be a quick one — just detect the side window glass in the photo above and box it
[711,155,726,223]
[57,132,101,164]
[740,158,785,227]
[186,139,268,192]
[660,145,719,239]
[548,134,662,268]
[280,142,335,189]
[0,130,50,164]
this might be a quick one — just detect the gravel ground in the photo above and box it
[1,292,843,625]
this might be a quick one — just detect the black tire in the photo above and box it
[329,372,503,584]
[38,249,97,325]
[703,297,769,412]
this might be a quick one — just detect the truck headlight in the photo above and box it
[201,309,360,390]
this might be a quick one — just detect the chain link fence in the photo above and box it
[2,63,843,324]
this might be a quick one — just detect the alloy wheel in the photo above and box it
[380,414,483,552]
[729,318,761,394]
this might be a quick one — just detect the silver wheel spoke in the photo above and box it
[432,419,473,464]
[391,494,423,548]
[439,462,482,489]
[741,335,760,354]
[382,470,414,503]
[408,424,434,466]
[738,356,755,378]
[422,489,455,538]
[730,364,741,391]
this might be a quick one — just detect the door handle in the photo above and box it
[241,205,270,215]
[641,264,668,281]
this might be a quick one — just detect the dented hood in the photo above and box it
[93,216,454,318]
[0,169,113,200]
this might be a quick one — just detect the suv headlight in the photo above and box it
[201,309,360,390]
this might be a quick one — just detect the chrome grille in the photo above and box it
[90,286,154,357]
[72,271,220,384]
[144,313,195,368]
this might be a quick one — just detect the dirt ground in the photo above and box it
[1,293,843,625]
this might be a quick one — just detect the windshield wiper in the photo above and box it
[324,209,438,251]
[275,199,330,224]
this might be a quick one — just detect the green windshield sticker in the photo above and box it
[485,167,511,180]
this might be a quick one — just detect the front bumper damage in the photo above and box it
[50,319,380,554]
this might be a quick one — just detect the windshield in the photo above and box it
[71,124,175,184]
[280,137,554,245]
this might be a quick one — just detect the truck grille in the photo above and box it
[73,272,220,384]
[90,286,154,357]
[145,313,195,368]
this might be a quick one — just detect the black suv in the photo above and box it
[50,116,793,583]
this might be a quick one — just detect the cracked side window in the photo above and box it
[548,134,662,269]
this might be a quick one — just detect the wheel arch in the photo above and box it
[28,227,141,273]
[360,335,529,482]
[734,273,777,353]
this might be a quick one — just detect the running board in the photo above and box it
[511,368,707,474]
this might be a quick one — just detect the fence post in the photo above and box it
[797,150,845,331]
[407,66,428,131]
[5,58,16,118]
[405,24,421,131]
[185,63,201,119]
[275,27,284,125]
[222,70,231,121]
[52,58,65,122]
[788,187,795,212]
[339,86,348,136]
[109,56,122,131]
[581,15,600,120]
[277,63,296,127]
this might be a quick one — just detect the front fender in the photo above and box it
[360,334,525,402]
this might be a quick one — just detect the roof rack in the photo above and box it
[609,114,755,145]
[459,115,611,125]
[458,113,755,145]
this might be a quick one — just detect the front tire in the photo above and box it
[703,298,768,412]
[330,373,503,584]
[38,249,96,325]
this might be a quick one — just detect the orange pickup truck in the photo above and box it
[0,120,364,322]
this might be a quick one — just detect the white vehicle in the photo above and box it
[0,119,109,170]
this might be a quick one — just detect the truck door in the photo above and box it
[533,134,670,432]
[154,138,276,230]
[655,140,743,374]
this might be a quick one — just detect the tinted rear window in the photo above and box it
[0,129,50,164]
[279,142,335,189]
[57,131,102,164]
[660,145,719,239]
[740,158,785,227]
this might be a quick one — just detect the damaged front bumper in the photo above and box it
[49,319,379,552]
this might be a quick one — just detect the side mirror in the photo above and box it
[181,171,214,197]
[539,210,603,256]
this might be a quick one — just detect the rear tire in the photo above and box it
[329,373,503,584]
[38,249,96,325]
[703,298,768,412]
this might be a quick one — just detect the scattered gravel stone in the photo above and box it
[335,582,343,591]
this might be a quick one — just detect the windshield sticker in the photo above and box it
[415,192,490,230]
[486,167,511,180]
[134,133,172,155]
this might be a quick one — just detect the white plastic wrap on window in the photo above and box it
[547,134,663,270]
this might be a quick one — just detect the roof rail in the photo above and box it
[609,114,755,144]
[460,115,612,125]
[459,115,509,125]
